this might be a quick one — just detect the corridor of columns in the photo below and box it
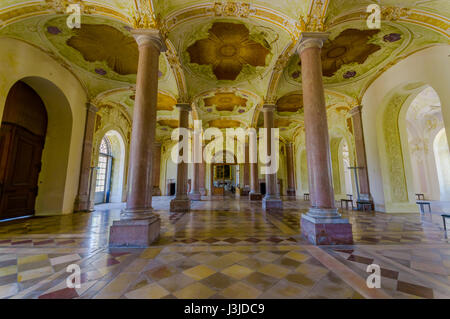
[0,0,449,301]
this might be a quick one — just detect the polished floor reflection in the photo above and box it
[0,197,449,299]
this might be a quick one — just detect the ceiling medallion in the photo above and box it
[320,28,381,77]
[187,22,270,81]
[276,94,303,113]
[66,24,139,75]
[203,93,247,112]
[212,1,255,18]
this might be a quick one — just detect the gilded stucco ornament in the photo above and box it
[130,0,158,29]
[382,7,411,21]
[211,1,255,18]
[45,0,91,14]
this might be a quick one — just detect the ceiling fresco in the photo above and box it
[0,0,448,142]
[187,22,271,81]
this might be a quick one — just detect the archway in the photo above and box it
[0,81,47,220]
[210,150,239,197]
[362,46,450,212]
[94,130,126,204]
[0,38,88,216]
[433,129,450,201]
[403,86,444,201]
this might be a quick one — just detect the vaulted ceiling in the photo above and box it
[1,0,449,142]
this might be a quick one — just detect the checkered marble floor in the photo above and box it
[0,197,449,299]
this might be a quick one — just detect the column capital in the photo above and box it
[86,102,99,113]
[262,104,276,113]
[176,103,192,112]
[296,32,329,55]
[132,28,167,52]
[349,105,363,116]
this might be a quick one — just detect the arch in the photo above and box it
[95,130,126,204]
[0,38,88,215]
[433,129,450,201]
[362,45,450,212]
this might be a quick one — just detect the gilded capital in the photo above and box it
[262,104,276,113]
[131,29,167,52]
[176,103,192,112]
[296,32,329,55]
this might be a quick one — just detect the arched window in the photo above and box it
[95,136,113,203]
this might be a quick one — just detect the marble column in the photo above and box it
[152,142,162,196]
[170,104,191,211]
[349,106,372,203]
[199,145,207,196]
[249,142,262,201]
[286,142,296,196]
[298,32,353,245]
[262,104,282,210]
[189,137,202,201]
[242,143,250,195]
[74,102,98,212]
[109,29,165,247]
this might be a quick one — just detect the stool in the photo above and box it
[415,193,425,200]
[340,199,354,210]
[303,193,309,201]
[416,201,431,214]
[442,214,450,239]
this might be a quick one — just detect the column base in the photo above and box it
[199,188,207,196]
[300,208,353,245]
[109,213,160,247]
[152,187,161,196]
[170,198,191,212]
[262,196,283,210]
[73,196,95,212]
[287,188,296,196]
[249,192,262,200]
[189,192,201,201]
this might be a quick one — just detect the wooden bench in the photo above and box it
[340,199,354,210]
[303,193,309,201]
[416,201,431,214]
[442,214,450,239]
[415,193,425,200]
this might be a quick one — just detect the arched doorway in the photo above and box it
[210,151,239,197]
[403,86,445,201]
[0,81,47,220]
[433,129,450,200]
[340,140,354,197]
[95,136,112,204]
[94,130,126,204]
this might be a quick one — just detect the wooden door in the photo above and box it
[0,125,45,219]
[0,81,47,220]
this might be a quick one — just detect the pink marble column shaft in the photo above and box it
[152,142,162,196]
[262,104,282,210]
[300,40,335,210]
[170,104,191,211]
[249,139,262,200]
[189,137,201,201]
[298,32,353,245]
[286,142,296,196]
[74,102,98,212]
[199,145,206,195]
[109,29,165,247]
[350,106,371,201]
